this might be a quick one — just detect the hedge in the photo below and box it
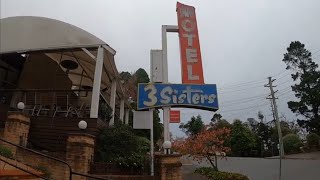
[195,167,249,180]
[283,134,302,154]
[306,133,320,148]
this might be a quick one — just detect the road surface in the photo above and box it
[182,156,320,180]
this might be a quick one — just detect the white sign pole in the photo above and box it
[161,25,179,149]
[161,25,170,145]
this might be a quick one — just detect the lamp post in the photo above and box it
[78,120,87,130]
[163,141,172,155]
[17,102,25,111]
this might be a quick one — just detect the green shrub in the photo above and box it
[195,167,218,174]
[195,167,249,180]
[0,145,13,159]
[306,133,320,148]
[283,134,302,154]
[96,123,150,168]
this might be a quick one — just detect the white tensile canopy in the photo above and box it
[0,16,128,121]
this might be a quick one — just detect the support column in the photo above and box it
[90,46,104,118]
[109,80,117,126]
[125,109,129,125]
[119,99,125,123]
[154,153,182,180]
[162,25,170,143]
[2,112,30,156]
[66,133,95,180]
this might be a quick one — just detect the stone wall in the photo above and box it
[66,133,95,180]
[15,149,68,180]
[154,153,182,180]
[2,112,30,155]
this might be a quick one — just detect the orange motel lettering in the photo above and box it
[177,2,204,84]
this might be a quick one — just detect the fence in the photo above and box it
[90,160,150,175]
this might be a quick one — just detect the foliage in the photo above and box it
[306,133,320,148]
[119,71,132,82]
[98,100,113,122]
[195,166,218,174]
[283,134,302,154]
[179,115,205,136]
[211,113,222,123]
[132,110,163,149]
[195,167,250,180]
[253,122,272,157]
[257,111,264,121]
[211,119,232,130]
[120,68,163,149]
[135,68,150,84]
[230,120,256,157]
[96,123,150,167]
[0,145,13,159]
[282,41,320,135]
[173,127,231,169]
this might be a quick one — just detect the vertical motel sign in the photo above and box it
[177,2,204,84]
[137,2,219,112]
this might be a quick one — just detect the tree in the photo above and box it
[179,115,205,136]
[96,123,150,168]
[119,71,132,82]
[283,134,302,154]
[122,68,164,148]
[135,68,150,84]
[230,120,257,157]
[258,111,264,122]
[173,127,231,169]
[211,113,222,123]
[282,41,320,135]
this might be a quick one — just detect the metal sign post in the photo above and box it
[161,25,178,144]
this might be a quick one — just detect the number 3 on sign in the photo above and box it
[143,84,157,106]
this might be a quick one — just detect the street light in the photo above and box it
[78,120,87,130]
[163,141,172,155]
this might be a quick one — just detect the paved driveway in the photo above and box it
[182,156,320,180]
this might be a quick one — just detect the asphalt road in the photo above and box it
[182,157,320,180]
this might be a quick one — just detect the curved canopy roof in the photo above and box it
[0,16,109,53]
[0,16,126,106]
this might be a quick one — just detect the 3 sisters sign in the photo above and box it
[138,84,218,111]
[137,2,219,111]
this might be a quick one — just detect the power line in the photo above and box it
[220,93,268,103]
[218,101,269,113]
[218,70,288,90]
[219,79,265,89]
[219,84,265,94]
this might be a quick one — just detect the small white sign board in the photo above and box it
[133,110,152,129]
[150,50,163,83]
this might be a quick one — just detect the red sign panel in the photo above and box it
[177,2,204,84]
[170,110,181,123]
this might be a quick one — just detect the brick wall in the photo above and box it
[154,153,182,180]
[66,133,95,180]
[16,149,68,180]
[2,112,30,155]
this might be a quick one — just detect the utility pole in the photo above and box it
[265,77,284,180]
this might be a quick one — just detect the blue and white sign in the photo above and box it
[137,83,219,111]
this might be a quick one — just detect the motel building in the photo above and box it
[0,16,137,179]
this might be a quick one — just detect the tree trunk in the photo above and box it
[206,156,217,171]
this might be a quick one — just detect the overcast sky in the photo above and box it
[1,0,320,137]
